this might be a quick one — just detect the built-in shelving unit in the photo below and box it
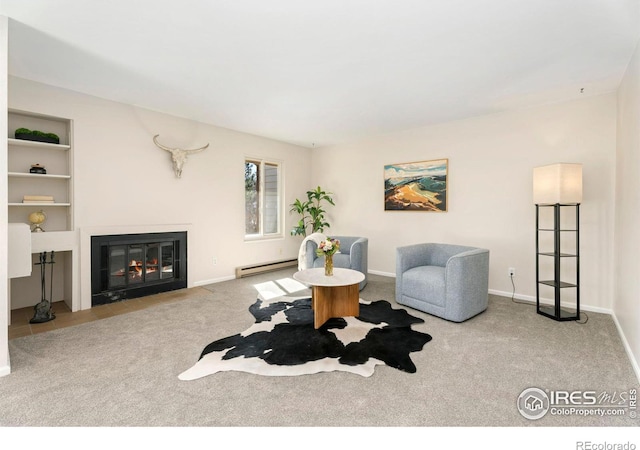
[535,203,580,321]
[7,109,79,313]
[7,110,74,232]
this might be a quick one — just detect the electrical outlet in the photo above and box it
[508,267,516,277]
[213,257,218,265]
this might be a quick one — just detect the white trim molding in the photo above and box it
[488,289,613,315]
[611,312,640,384]
[368,270,395,278]
[193,275,236,287]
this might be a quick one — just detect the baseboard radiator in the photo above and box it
[235,258,298,278]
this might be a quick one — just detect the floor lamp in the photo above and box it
[533,163,582,321]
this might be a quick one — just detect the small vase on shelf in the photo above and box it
[324,254,334,276]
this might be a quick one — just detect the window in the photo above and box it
[245,158,282,238]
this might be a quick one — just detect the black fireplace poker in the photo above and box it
[30,251,56,324]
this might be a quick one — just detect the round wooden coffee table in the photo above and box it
[293,267,365,329]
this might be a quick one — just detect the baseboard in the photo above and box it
[368,270,395,278]
[489,288,534,302]
[193,275,236,287]
[610,312,640,384]
[488,289,612,314]
[0,353,10,377]
[235,258,298,278]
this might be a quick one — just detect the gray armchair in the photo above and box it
[396,243,490,322]
[304,236,368,290]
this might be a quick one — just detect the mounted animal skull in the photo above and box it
[153,134,209,178]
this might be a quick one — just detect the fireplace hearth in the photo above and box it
[91,232,187,306]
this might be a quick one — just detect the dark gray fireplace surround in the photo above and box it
[91,232,187,306]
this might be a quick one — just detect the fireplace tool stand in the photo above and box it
[30,251,56,324]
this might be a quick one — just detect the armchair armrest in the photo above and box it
[445,248,490,280]
[349,237,368,274]
[444,248,490,318]
[304,240,319,269]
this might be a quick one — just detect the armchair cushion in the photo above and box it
[402,266,446,307]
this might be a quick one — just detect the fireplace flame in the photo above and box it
[127,259,160,279]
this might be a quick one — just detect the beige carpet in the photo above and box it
[0,268,637,427]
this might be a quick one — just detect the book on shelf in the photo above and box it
[22,200,55,204]
[23,195,54,201]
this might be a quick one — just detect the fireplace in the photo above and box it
[91,232,187,306]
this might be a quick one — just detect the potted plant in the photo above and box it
[14,128,60,144]
[290,186,335,236]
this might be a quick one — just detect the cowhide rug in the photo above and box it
[179,296,432,379]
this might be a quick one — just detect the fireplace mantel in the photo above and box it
[80,224,194,311]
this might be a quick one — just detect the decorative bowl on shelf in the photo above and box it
[29,164,47,174]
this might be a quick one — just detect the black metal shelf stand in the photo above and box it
[535,203,580,321]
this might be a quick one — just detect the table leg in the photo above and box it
[312,283,360,329]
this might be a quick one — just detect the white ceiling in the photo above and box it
[1,1,639,148]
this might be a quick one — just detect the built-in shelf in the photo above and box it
[8,172,71,179]
[8,137,70,150]
[31,230,78,253]
[8,109,74,232]
[8,203,72,207]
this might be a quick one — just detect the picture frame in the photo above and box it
[384,158,448,211]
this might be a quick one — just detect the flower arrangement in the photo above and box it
[316,237,340,257]
[317,237,340,276]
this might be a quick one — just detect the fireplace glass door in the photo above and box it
[109,242,175,288]
[91,232,187,306]
[161,243,174,279]
[109,246,126,288]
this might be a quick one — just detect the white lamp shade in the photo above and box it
[533,163,583,204]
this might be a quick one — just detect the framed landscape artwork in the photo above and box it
[384,159,448,211]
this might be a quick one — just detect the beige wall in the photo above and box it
[3,61,638,379]
[7,76,312,308]
[311,93,618,311]
[1,16,9,376]
[615,38,640,378]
